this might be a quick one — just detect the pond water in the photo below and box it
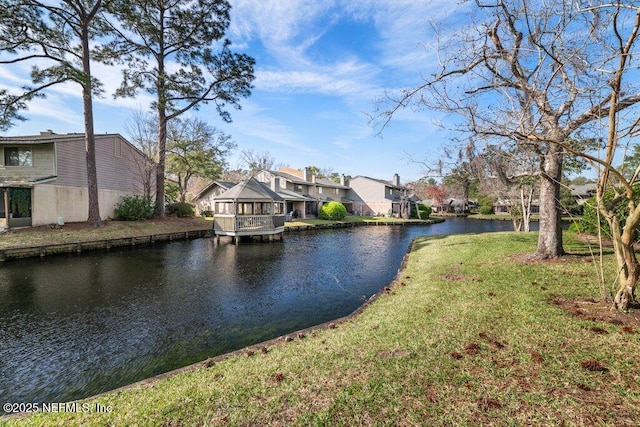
[0,218,531,406]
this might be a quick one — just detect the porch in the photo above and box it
[212,177,286,244]
[213,214,286,237]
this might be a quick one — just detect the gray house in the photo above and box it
[193,180,236,215]
[0,131,154,229]
[254,167,352,218]
[348,174,413,217]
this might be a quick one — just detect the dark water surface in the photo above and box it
[0,218,525,405]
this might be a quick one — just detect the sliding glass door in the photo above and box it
[0,189,7,229]
[7,187,32,228]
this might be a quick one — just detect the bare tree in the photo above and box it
[125,110,158,199]
[545,3,640,310]
[240,149,277,173]
[480,143,539,232]
[372,0,640,259]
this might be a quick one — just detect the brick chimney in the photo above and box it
[392,173,400,187]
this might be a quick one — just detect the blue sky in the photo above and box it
[0,0,469,184]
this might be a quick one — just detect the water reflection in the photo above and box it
[0,219,523,405]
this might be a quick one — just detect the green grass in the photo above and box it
[3,232,639,426]
[0,217,211,250]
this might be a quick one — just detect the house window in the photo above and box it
[388,187,393,196]
[4,147,32,166]
[237,203,254,215]
[319,187,323,194]
[335,188,339,195]
[256,202,271,215]
[295,184,303,192]
[215,202,233,214]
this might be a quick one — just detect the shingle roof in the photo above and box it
[351,175,404,189]
[0,132,121,144]
[194,180,237,200]
[275,188,315,201]
[270,170,310,185]
[214,177,284,201]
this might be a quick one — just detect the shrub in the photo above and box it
[114,195,155,221]
[477,196,495,215]
[201,210,214,218]
[415,203,432,219]
[167,202,195,218]
[579,187,640,239]
[319,201,347,221]
[479,205,494,215]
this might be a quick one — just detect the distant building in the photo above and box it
[570,183,597,206]
[348,173,415,217]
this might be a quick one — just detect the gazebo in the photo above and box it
[212,177,286,243]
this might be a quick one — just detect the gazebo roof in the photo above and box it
[214,177,284,202]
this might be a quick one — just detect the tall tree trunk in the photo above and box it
[610,211,640,310]
[156,107,166,216]
[536,144,564,258]
[81,24,101,226]
[155,22,167,217]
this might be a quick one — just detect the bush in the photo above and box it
[319,201,347,221]
[479,205,494,215]
[114,195,155,221]
[579,187,640,239]
[477,196,495,215]
[167,202,195,218]
[415,203,432,219]
[201,210,214,218]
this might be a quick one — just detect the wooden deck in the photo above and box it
[213,214,286,243]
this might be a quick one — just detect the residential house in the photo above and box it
[0,131,154,229]
[254,167,352,218]
[424,197,469,214]
[193,180,236,215]
[348,174,414,217]
[570,183,597,206]
[493,198,540,215]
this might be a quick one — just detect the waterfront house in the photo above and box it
[0,131,155,230]
[254,168,316,218]
[569,183,597,206]
[493,198,540,215]
[193,180,236,216]
[348,174,414,217]
[254,167,352,218]
[212,177,286,242]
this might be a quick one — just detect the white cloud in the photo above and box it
[223,100,318,154]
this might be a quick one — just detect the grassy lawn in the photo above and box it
[5,231,639,426]
[0,217,212,250]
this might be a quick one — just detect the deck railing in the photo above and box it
[214,215,285,234]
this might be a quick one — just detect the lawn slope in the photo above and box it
[5,232,639,426]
